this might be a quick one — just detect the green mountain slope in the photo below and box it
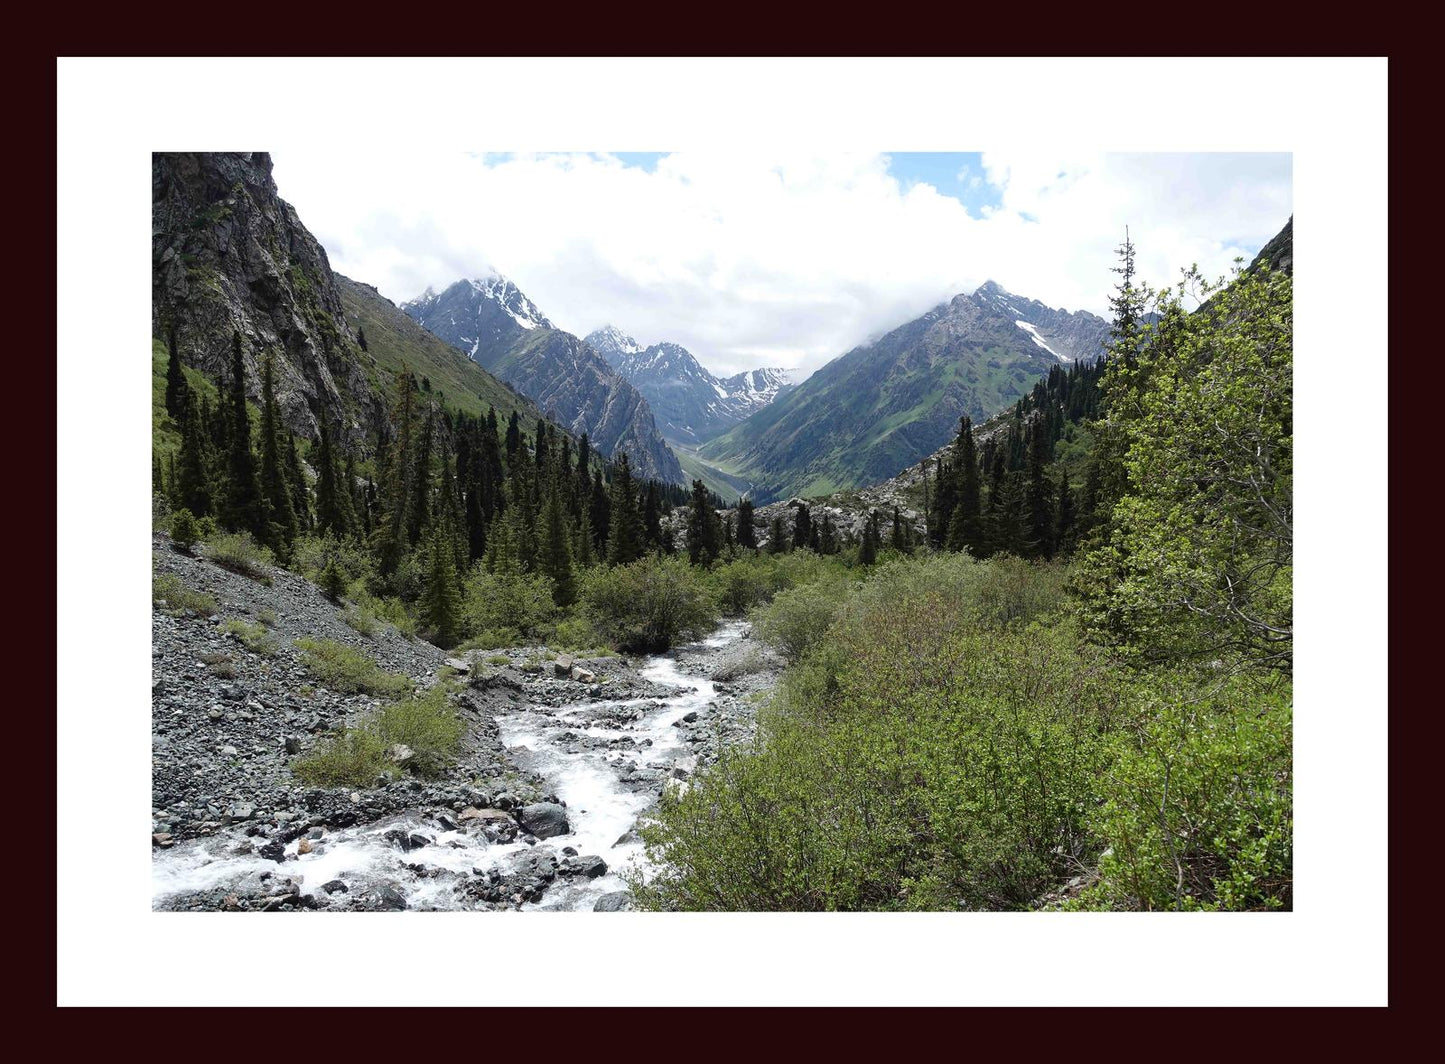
[335,274,549,428]
[699,282,1109,503]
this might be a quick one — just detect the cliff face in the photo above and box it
[151,152,381,443]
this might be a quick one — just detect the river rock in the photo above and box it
[553,655,574,678]
[570,665,596,683]
[562,855,608,879]
[386,743,415,765]
[593,892,634,912]
[516,802,570,839]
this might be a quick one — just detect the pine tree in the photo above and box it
[420,521,463,646]
[574,506,596,570]
[258,352,298,555]
[286,435,311,533]
[928,456,955,548]
[791,504,813,552]
[736,498,757,549]
[505,411,523,469]
[164,326,187,420]
[1055,470,1077,556]
[314,420,347,535]
[768,512,788,555]
[605,454,645,565]
[591,467,611,554]
[219,332,268,539]
[644,481,664,552]
[175,386,213,518]
[685,479,722,565]
[1024,421,1055,558]
[818,514,838,555]
[859,511,879,566]
[891,506,910,553]
[944,416,983,555]
[539,474,576,606]
[372,372,415,577]
[406,408,434,547]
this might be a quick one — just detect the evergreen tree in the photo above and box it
[313,420,348,535]
[420,521,463,645]
[736,498,757,549]
[768,512,788,555]
[859,511,879,566]
[372,372,415,577]
[1054,471,1077,556]
[164,326,187,420]
[928,456,954,548]
[175,387,213,518]
[605,454,645,565]
[257,352,298,554]
[574,506,596,570]
[791,504,813,552]
[591,467,611,553]
[818,514,838,555]
[505,411,523,469]
[219,332,268,539]
[890,506,911,553]
[539,475,576,606]
[723,514,735,548]
[944,416,983,555]
[644,481,665,552]
[685,479,722,565]
[1024,421,1055,558]
[406,408,435,547]
[286,435,311,533]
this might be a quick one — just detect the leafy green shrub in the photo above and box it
[204,533,274,584]
[462,627,523,651]
[292,729,390,788]
[292,685,464,787]
[152,572,218,616]
[582,554,718,653]
[374,685,465,778]
[221,618,278,656]
[634,558,1127,911]
[169,509,201,552]
[292,533,375,591]
[1078,674,1293,911]
[462,564,556,643]
[321,557,348,601]
[293,637,411,697]
[485,654,511,666]
[257,609,278,627]
[343,605,377,637]
[750,578,848,663]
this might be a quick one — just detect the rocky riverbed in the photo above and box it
[150,535,782,912]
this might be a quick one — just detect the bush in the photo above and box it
[293,637,411,697]
[634,556,1128,911]
[710,644,771,682]
[343,606,377,637]
[374,685,465,778]
[204,532,274,584]
[169,509,201,552]
[553,614,604,653]
[257,609,278,627]
[221,618,278,656]
[292,729,390,788]
[1078,674,1293,911]
[750,578,848,663]
[292,685,464,787]
[152,572,218,617]
[582,555,718,653]
[292,533,375,591]
[462,564,556,643]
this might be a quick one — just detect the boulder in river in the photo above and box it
[593,891,634,912]
[516,802,570,839]
[562,855,608,879]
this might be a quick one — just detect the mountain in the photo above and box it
[583,326,796,446]
[152,152,549,448]
[333,275,550,427]
[697,281,1109,502]
[403,283,684,484]
[152,151,383,444]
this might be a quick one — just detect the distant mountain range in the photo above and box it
[696,281,1110,503]
[584,326,796,446]
[402,279,683,484]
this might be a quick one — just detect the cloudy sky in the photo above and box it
[272,150,1291,379]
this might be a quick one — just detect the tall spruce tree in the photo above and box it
[420,520,463,646]
[792,504,813,552]
[175,386,213,518]
[1024,421,1055,558]
[605,454,645,565]
[313,419,348,535]
[539,475,576,605]
[1054,470,1076,556]
[859,511,879,566]
[220,332,268,539]
[944,416,983,555]
[685,479,722,565]
[286,435,311,533]
[736,498,757,549]
[164,326,187,420]
[768,512,788,555]
[257,352,298,555]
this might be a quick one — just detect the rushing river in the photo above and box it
[151,621,748,911]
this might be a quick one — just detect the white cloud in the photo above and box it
[272,150,1291,378]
